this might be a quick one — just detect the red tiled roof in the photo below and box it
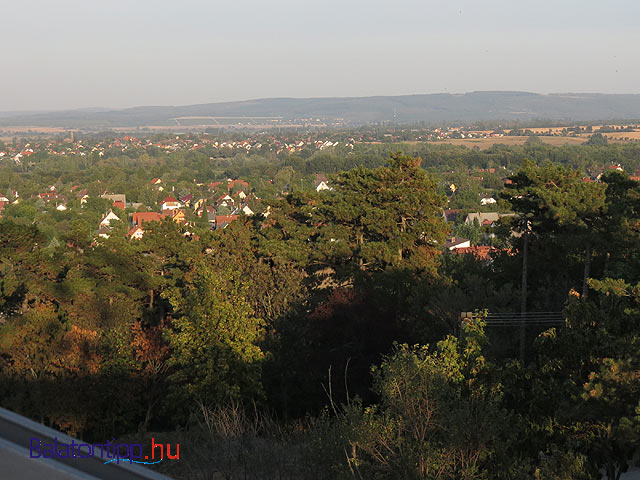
[451,246,497,260]
[215,215,238,225]
[132,212,165,225]
[227,179,248,190]
[127,226,144,238]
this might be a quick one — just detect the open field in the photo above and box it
[0,126,70,134]
[433,136,588,148]
[434,134,640,149]
[596,131,640,140]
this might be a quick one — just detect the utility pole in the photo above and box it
[520,223,529,364]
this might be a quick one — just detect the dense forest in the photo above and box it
[1,137,640,479]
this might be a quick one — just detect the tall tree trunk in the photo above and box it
[520,230,528,365]
[582,242,591,300]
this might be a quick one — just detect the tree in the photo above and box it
[163,260,265,406]
[531,279,640,479]
[586,133,608,146]
[502,161,606,302]
[341,319,514,479]
[320,153,448,275]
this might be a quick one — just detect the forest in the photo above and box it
[1,137,640,479]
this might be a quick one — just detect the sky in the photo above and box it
[2,0,640,111]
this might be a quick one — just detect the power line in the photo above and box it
[460,311,564,327]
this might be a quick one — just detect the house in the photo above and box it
[442,209,461,223]
[444,237,471,250]
[76,189,89,205]
[100,193,127,206]
[215,215,238,230]
[151,178,164,191]
[161,196,181,211]
[314,174,331,192]
[38,191,59,202]
[450,245,498,261]
[56,203,67,211]
[179,193,193,207]
[464,212,501,226]
[194,205,206,218]
[167,209,186,224]
[216,194,234,208]
[241,205,255,216]
[127,226,145,240]
[132,211,165,226]
[97,226,111,239]
[193,198,207,211]
[206,206,217,223]
[99,209,120,227]
[480,197,497,205]
[113,200,126,210]
[228,179,249,191]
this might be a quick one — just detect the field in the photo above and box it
[433,136,587,148]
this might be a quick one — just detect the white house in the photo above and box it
[316,181,331,192]
[217,194,234,207]
[128,226,145,240]
[241,205,254,216]
[161,196,181,211]
[444,237,471,251]
[314,174,332,192]
[99,209,120,228]
[480,197,497,205]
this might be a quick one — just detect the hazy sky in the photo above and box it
[3,0,640,111]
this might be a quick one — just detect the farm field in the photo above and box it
[434,136,587,148]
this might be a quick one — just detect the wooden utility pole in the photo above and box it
[520,226,528,364]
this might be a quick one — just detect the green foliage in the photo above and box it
[163,260,265,405]
[586,133,608,146]
[340,320,514,479]
[3,138,640,477]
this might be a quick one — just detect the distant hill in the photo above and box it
[2,92,640,129]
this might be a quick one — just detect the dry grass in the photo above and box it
[600,131,640,140]
[145,402,345,480]
[0,126,70,134]
[434,136,587,149]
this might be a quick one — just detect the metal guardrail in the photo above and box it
[0,406,174,480]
